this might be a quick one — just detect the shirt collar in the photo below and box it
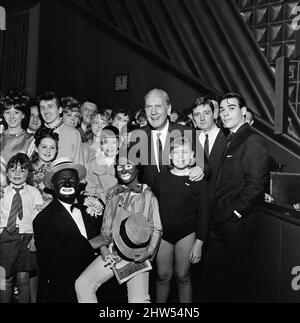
[201,123,219,137]
[230,121,245,134]
[151,119,169,138]
[8,183,26,192]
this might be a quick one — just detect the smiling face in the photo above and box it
[63,110,81,128]
[170,143,193,170]
[3,107,25,130]
[51,169,79,204]
[192,104,215,132]
[39,99,62,125]
[36,137,57,164]
[101,136,119,158]
[91,114,109,137]
[145,92,171,131]
[7,163,29,186]
[116,158,138,185]
[219,98,247,131]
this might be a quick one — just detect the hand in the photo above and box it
[133,250,151,263]
[189,166,204,182]
[189,240,203,264]
[27,237,36,252]
[100,245,110,260]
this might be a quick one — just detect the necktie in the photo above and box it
[226,132,234,147]
[6,187,23,234]
[70,203,80,213]
[204,134,209,157]
[156,133,163,170]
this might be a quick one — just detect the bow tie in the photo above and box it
[70,203,80,213]
[115,184,143,195]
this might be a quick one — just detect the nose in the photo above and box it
[200,114,205,121]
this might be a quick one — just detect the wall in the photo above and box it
[37,0,199,112]
[37,0,300,172]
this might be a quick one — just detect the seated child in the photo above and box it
[75,156,162,303]
[85,126,119,203]
[152,136,210,303]
[0,153,43,303]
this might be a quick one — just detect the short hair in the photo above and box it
[170,110,182,118]
[34,127,59,148]
[6,153,32,175]
[191,96,215,113]
[170,136,193,153]
[205,93,222,103]
[37,91,61,109]
[100,125,120,143]
[220,92,246,109]
[62,101,81,115]
[113,107,131,120]
[144,88,171,106]
[81,101,97,113]
[1,89,30,130]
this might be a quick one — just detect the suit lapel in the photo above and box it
[51,199,82,237]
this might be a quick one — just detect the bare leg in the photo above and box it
[30,273,38,303]
[127,271,150,303]
[155,239,174,303]
[0,276,14,303]
[175,233,195,303]
[17,272,30,303]
[75,256,114,303]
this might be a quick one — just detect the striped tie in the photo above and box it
[6,187,23,234]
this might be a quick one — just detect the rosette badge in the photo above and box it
[83,196,104,218]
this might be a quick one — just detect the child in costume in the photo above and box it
[152,136,210,303]
[75,155,162,303]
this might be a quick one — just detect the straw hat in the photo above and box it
[112,211,151,260]
[43,157,86,189]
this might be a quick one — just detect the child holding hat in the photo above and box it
[75,156,162,303]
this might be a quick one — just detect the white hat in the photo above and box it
[43,157,86,189]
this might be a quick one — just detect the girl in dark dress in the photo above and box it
[152,136,210,303]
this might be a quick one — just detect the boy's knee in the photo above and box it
[157,269,173,283]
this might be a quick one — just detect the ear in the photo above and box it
[167,104,172,116]
[241,106,247,117]
[34,145,38,153]
[58,107,63,114]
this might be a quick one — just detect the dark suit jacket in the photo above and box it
[33,198,101,303]
[131,122,209,188]
[212,123,269,224]
[206,129,227,201]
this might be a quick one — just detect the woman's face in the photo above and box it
[116,158,138,185]
[91,114,108,137]
[101,136,119,158]
[3,107,25,130]
[36,137,57,163]
[63,111,81,128]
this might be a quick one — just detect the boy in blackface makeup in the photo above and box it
[33,157,103,303]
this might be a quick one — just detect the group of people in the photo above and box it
[0,87,269,303]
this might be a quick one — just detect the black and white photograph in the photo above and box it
[0,0,300,309]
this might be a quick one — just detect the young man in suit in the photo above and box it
[130,88,207,188]
[205,92,269,302]
[33,158,102,303]
[192,96,227,201]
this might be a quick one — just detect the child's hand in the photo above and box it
[100,246,110,260]
[27,237,36,252]
[189,166,204,182]
[133,250,151,263]
[189,239,203,264]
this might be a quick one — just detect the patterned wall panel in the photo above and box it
[235,0,300,117]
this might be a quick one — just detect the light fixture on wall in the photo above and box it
[114,74,129,92]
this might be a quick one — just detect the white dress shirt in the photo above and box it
[151,120,169,171]
[59,200,87,239]
[0,183,43,234]
[199,124,220,155]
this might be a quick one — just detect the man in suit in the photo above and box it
[129,88,207,188]
[192,96,227,201]
[33,158,102,303]
[205,92,269,302]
